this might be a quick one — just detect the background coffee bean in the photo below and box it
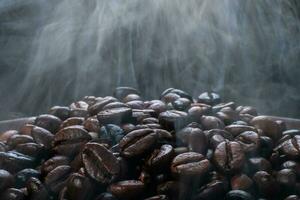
[109,180,144,199]
[34,114,62,134]
[0,169,14,192]
[225,190,254,200]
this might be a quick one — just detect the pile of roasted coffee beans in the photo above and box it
[0,87,300,200]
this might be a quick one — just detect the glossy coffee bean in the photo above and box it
[15,169,40,188]
[41,156,70,176]
[44,165,71,193]
[284,195,300,200]
[7,135,34,149]
[253,171,279,198]
[172,98,191,111]
[147,144,174,173]
[225,125,257,137]
[34,114,62,134]
[26,177,49,200]
[188,128,208,155]
[213,141,245,174]
[0,170,14,192]
[235,131,260,155]
[278,135,300,159]
[14,142,44,158]
[66,173,94,200]
[276,169,297,193]
[225,190,254,200]
[60,117,85,128]
[144,195,169,200]
[114,87,140,101]
[161,88,193,101]
[82,143,120,184]
[49,106,70,121]
[193,180,227,200]
[188,104,212,121]
[31,126,54,150]
[236,106,257,116]
[0,130,19,142]
[171,152,211,177]
[119,128,158,158]
[109,180,144,199]
[201,116,225,130]
[97,107,132,125]
[88,96,117,115]
[53,125,91,156]
[247,157,272,175]
[0,188,25,200]
[0,151,35,173]
[259,136,273,158]
[231,174,253,191]
[94,192,118,200]
[197,92,221,106]
[159,110,188,131]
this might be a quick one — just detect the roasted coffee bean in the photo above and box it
[159,110,188,131]
[0,188,25,200]
[70,101,89,111]
[15,142,45,158]
[34,114,62,134]
[171,152,211,177]
[276,169,297,193]
[0,170,14,192]
[0,151,35,173]
[31,126,54,150]
[19,124,34,136]
[278,135,300,159]
[225,125,257,137]
[247,157,272,175]
[119,128,158,158]
[284,195,300,200]
[0,130,19,142]
[109,180,144,199]
[188,104,212,122]
[94,192,118,200]
[235,131,260,155]
[60,117,85,128]
[26,177,49,200]
[15,169,40,188]
[126,100,145,109]
[66,173,94,200]
[7,135,34,149]
[188,128,208,155]
[0,141,6,152]
[147,144,174,173]
[53,125,91,156]
[259,136,273,158]
[88,97,118,116]
[213,141,245,174]
[100,124,124,144]
[114,87,140,101]
[146,100,167,116]
[49,106,70,121]
[41,156,70,176]
[103,102,129,110]
[213,102,236,113]
[231,174,253,191]
[82,143,120,184]
[44,165,71,193]
[251,116,283,142]
[144,195,169,200]
[225,190,254,200]
[216,107,239,125]
[253,171,279,198]
[192,180,227,200]
[236,106,257,116]
[172,98,191,111]
[201,116,225,130]
[97,107,132,125]
[197,92,221,106]
[123,94,142,103]
[281,160,300,178]
[161,88,193,101]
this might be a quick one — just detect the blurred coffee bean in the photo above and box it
[82,143,120,184]
[119,128,158,158]
[216,107,239,125]
[0,151,35,173]
[60,117,84,128]
[171,152,211,177]
[100,124,124,144]
[213,102,236,113]
[26,177,49,200]
[159,110,188,131]
[41,156,70,176]
[147,100,167,116]
[126,100,145,109]
[247,157,272,175]
[53,125,91,156]
[109,180,144,199]
[276,169,297,194]
[88,96,117,116]
[15,169,40,188]
[213,141,245,174]
[144,195,169,200]
[188,104,212,122]
[97,107,132,125]
[0,130,19,142]
[123,94,142,103]
[147,144,174,173]
[197,92,221,106]
[0,188,25,200]
[34,114,62,134]
[66,173,94,200]
[188,128,208,155]
[192,180,227,200]
[284,195,300,200]
[225,125,257,137]
[19,124,34,136]
[114,87,140,101]
[231,174,253,191]
[15,142,45,158]
[278,135,300,159]
[225,190,254,200]
[0,169,14,192]
[174,147,189,156]
[44,165,71,193]
[259,136,273,158]
[235,131,260,155]
[236,106,258,116]
[7,135,34,149]
[70,101,89,111]
[201,116,224,130]
[49,106,70,121]
[31,126,54,150]
[94,192,118,200]
[253,171,279,198]
[172,98,191,111]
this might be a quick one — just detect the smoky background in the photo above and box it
[0,0,300,120]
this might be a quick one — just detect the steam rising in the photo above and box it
[0,0,299,119]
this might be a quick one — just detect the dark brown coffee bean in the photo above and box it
[7,135,34,149]
[278,135,300,159]
[19,124,34,136]
[83,117,101,132]
[188,128,208,155]
[200,116,225,130]
[212,102,236,112]
[109,180,144,199]
[123,94,142,103]
[247,157,272,175]
[49,106,70,121]
[0,170,14,192]
[44,165,71,193]
[216,107,239,125]
[88,97,117,115]
[114,87,140,101]
[157,181,180,199]
[281,161,300,178]
[144,195,169,200]
[26,177,49,200]
[197,92,221,106]
[119,128,158,158]
[225,190,254,200]
[147,144,174,172]
[60,117,85,129]
[42,156,70,176]
[53,125,91,156]
[171,152,211,177]
[126,100,145,109]
[253,171,279,198]
[70,101,89,110]
[94,192,118,200]
[70,108,88,118]
[235,131,260,155]
[193,180,227,200]
[0,130,19,142]
[225,125,257,137]
[231,174,253,191]
[172,98,191,111]
[15,169,40,188]
[82,143,120,184]
[66,173,94,200]
[213,141,245,174]
[15,143,44,158]
[161,93,181,104]
[259,136,273,158]
[159,110,188,131]
[0,151,35,173]
[147,100,167,116]
[236,106,257,116]
[284,195,300,200]
[0,188,25,200]
[188,104,212,122]
[97,107,132,125]
[34,114,62,134]
[251,116,283,142]
[31,126,54,150]
[276,169,297,193]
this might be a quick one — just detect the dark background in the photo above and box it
[0,0,300,120]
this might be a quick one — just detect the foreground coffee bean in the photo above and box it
[82,143,120,184]
[1,87,300,200]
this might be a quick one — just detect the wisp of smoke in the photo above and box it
[0,0,299,119]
